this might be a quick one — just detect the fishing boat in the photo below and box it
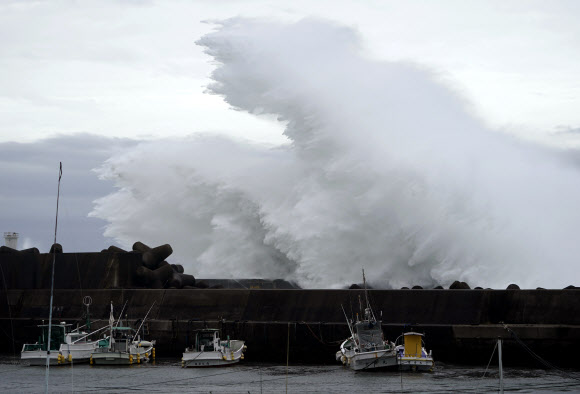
[394,332,435,371]
[336,270,397,371]
[21,298,106,366]
[21,322,71,366]
[181,328,246,367]
[90,303,156,366]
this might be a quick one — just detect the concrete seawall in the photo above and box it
[1,288,579,365]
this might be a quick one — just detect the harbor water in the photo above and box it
[1,357,579,393]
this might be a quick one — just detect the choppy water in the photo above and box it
[1,357,579,393]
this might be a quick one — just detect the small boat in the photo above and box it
[182,328,246,367]
[21,322,71,366]
[336,270,397,371]
[394,332,435,371]
[90,303,156,366]
[21,320,104,366]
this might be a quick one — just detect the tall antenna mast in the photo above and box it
[362,268,376,322]
[45,162,62,392]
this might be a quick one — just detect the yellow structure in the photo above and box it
[403,332,423,358]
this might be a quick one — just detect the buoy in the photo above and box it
[90,356,93,365]
[137,354,140,364]
[152,348,156,360]
[68,354,72,362]
[241,354,244,360]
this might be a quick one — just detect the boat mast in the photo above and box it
[45,162,62,393]
[362,269,376,322]
[109,302,114,349]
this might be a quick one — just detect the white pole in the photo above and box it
[498,338,504,394]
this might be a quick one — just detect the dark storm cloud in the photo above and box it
[0,133,139,252]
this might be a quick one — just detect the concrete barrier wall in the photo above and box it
[0,252,143,289]
[1,288,579,365]
[2,288,580,326]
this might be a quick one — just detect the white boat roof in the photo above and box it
[403,332,424,336]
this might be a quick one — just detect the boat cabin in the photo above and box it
[354,320,386,352]
[191,329,220,352]
[22,322,71,352]
[402,332,425,358]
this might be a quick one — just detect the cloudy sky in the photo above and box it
[1,1,580,287]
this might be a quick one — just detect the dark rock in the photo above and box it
[132,241,151,253]
[195,281,209,289]
[210,284,224,289]
[171,264,184,274]
[474,287,483,290]
[0,246,39,254]
[135,264,174,287]
[564,285,578,289]
[536,287,545,290]
[141,244,173,269]
[107,245,127,253]
[180,274,196,287]
[49,243,63,253]
[157,261,170,268]
[433,285,444,289]
[349,284,362,289]
[0,246,17,253]
[507,284,520,290]
[401,287,409,289]
[449,281,470,289]
[412,286,423,289]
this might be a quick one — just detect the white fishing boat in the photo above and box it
[90,302,156,366]
[336,270,397,371]
[21,322,70,366]
[21,301,106,366]
[394,332,435,371]
[182,328,246,367]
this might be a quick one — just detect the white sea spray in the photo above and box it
[91,18,580,289]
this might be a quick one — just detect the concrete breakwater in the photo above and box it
[0,250,579,366]
[1,288,579,366]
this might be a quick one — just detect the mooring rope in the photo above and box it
[482,339,498,378]
[504,324,580,383]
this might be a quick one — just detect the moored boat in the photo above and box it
[21,322,70,366]
[336,270,397,371]
[182,328,246,367]
[394,332,434,371]
[90,303,156,366]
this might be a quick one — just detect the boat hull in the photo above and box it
[21,350,60,366]
[182,346,244,368]
[344,350,398,371]
[91,352,139,365]
[58,342,99,364]
[398,357,434,371]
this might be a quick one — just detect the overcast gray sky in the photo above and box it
[2,0,580,269]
